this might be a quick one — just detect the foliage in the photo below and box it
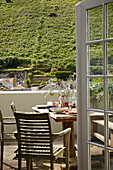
[55,71,72,80]
[28,72,33,79]
[90,78,103,101]
[33,75,43,77]
[31,80,42,87]
[44,73,54,77]
[88,4,113,75]
[90,78,113,110]
[0,0,78,72]
[25,79,31,88]
[90,66,103,75]
[40,80,47,86]
[0,67,30,72]
[6,0,11,2]
[51,78,57,83]
[50,68,58,73]
[0,57,20,69]
[33,70,43,75]
[0,0,113,74]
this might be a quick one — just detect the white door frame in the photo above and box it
[76,0,113,170]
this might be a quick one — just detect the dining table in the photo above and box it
[32,105,77,157]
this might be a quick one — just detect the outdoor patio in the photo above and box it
[1,136,78,170]
[1,137,110,170]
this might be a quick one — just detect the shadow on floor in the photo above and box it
[1,136,78,170]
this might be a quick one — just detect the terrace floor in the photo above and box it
[1,136,78,170]
[1,136,109,170]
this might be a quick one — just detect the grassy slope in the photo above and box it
[1,0,113,73]
[0,0,80,71]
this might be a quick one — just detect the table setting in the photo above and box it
[32,101,77,115]
[32,100,77,157]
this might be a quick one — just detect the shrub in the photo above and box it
[3,57,20,68]
[33,70,43,75]
[65,62,76,72]
[30,64,36,71]
[90,66,103,75]
[25,79,31,88]
[28,72,33,79]
[33,75,43,77]
[18,58,31,66]
[55,71,72,80]
[44,73,54,77]
[31,59,36,65]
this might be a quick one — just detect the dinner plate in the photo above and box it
[35,105,58,109]
[50,107,68,113]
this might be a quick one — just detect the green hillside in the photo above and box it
[0,0,113,74]
[0,0,80,71]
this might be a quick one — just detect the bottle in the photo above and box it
[61,95,65,107]
[72,95,77,108]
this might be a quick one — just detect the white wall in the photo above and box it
[0,90,77,137]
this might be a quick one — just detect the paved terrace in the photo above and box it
[1,137,78,170]
[1,137,107,170]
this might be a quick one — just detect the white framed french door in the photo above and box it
[76,0,113,170]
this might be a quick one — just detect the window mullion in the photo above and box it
[103,3,109,170]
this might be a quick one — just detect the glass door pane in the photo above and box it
[88,111,105,145]
[88,144,105,170]
[88,78,104,110]
[87,2,113,170]
[88,6,103,41]
[107,41,113,75]
[87,43,103,75]
[107,3,113,38]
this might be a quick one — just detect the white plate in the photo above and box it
[50,107,68,113]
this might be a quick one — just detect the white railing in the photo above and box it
[0,90,77,137]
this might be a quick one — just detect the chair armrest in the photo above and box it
[15,111,37,114]
[52,128,71,141]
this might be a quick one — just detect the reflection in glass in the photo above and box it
[109,150,113,170]
[107,3,113,38]
[107,41,113,75]
[108,113,113,147]
[88,78,104,110]
[107,78,113,111]
[88,144,105,170]
[88,6,103,41]
[89,111,104,145]
[88,43,103,75]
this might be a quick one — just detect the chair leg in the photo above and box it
[65,149,69,170]
[1,121,4,170]
[1,138,4,170]
[27,158,32,170]
[65,135,70,170]
[50,159,54,170]
[18,156,21,170]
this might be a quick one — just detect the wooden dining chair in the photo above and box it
[14,111,71,170]
[11,102,16,114]
[0,110,16,170]
[10,102,18,142]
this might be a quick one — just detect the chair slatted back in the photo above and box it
[14,112,53,159]
[11,102,16,114]
[0,110,3,139]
